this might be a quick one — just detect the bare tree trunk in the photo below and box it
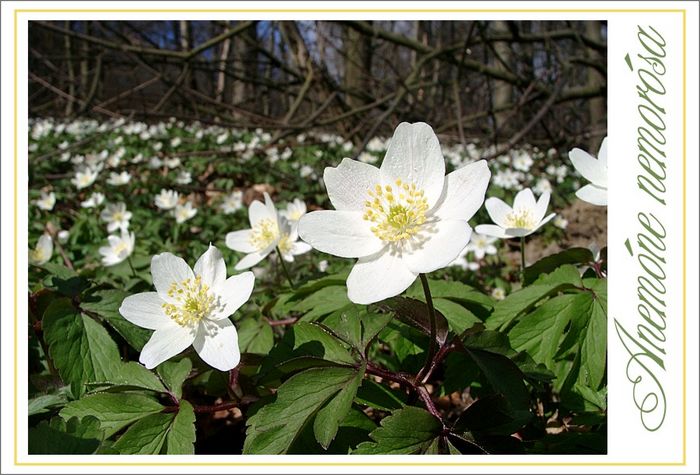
[343,21,373,109]
[63,21,75,116]
[215,25,231,103]
[586,20,606,149]
[491,20,513,132]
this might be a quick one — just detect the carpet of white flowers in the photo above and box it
[28,118,607,455]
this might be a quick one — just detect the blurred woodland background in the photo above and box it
[28,20,607,151]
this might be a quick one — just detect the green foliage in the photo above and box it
[353,406,443,454]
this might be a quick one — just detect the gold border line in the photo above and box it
[13,7,688,468]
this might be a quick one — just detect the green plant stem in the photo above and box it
[520,236,526,284]
[276,247,296,290]
[127,255,137,278]
[417,273,438,383]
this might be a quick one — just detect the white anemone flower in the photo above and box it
[71,168,98,190]
[465,232,498,260]
[119,245,254,370]
[175,170,192,185]
[99,229,135,266]
[29,234,53,266]
[155,189,180,210]
[449,248,480,271]
[174,202,197,224]
[107,171,131,186]
[57,230,70,244]
[81,192,105,208]
[277,217,312,263]
[280,198,307,223]
[219,191,243,214]
[569,137,607,206]
[35,191,56,211]
[297,122,491,304]
[475,188,555,239]
[100,202,132,232]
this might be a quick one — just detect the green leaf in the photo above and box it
[113,413,174,454]
[380,297,448,346]
[81,289,151,351]
[433,298,481,334]
[355,379,407,411]
[89,362,167,393]
[28,392,68,416]
[353,406,442,454]
[60,393,165,437]
[237,317,274,355]
[524,248,594,286]
[157,358,192,399]
[292,285,352,320]
[42,299,122,397]
[244,366,364,454]
[322,306,393,352]
[164,400,196,454]
[29,416,103,454]
[41,263,89,297]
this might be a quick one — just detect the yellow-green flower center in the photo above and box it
[277,233,293,255]
[30,248,47,263]
[113,241,130,255]
[363,179,429,242]
[249,218,279,251]
[112,211,124,222]
[504,208,536,229]
[162,275,216,326]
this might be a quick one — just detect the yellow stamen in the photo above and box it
[161,275,216,326]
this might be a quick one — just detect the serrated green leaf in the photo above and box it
[113,412,174,454]
[60,393,165,437]
[244,366,362,454]
[81,289,151,351]
[524,248,594,286]
[164,400,196,454]
[353,406,442,454]
[28,393,68,416]
[42,299,122,397]
[322,306,393,352]
[314,362,366,449]
[157,359,192,399]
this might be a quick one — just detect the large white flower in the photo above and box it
[119,246,254,370]
[100,202,132,232]
[29,234,53,266]
[475,188,555,239]
[154,189,180,210]
[569,137,607,206]
[35,191,56,211]
[71,168,98,190]
[225,193,281,270]
[99,229,135,266]
[297,122,491,304]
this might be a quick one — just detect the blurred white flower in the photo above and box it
[81,192,105,208]
[491,287,506,300]
[449,247,480,271]
[154,189,180,210]
[533,177,552,195]
[35,191,56,211]
[220,191,244,214]
[57,230,70,244]
[71,168,98,190]
[119,245,254,370]
[358,152,379,164]
[492,169,521,190]
[299,165,314,178]
[475,188,555,239]
[466,232,498,260]
[298,122,491,304]
[553,216,569,229]
[148,157,163,169]
[216,132,229,144]
[280,198,307,223]
[101,202,132,232]
[107,171,131,186]
[153,141,163,152]
[512,151,533,172]
[175,170,192,185]
[174,201,197,224]
[318,260,329,272]
[276,217,312,263]
[170,137,182,148]
[29,234,53,266]
[99,229,135,266]
[164,157,181,169]
[569,137,607,206]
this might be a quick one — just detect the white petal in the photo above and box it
[193,319,240,371]
[248,199,271,227]
[119,292,173,330]
[474,224,510,239]
[324,158,381,211]
[139,324,195,369]
[234,248,273,270]
[530,213,557,234]
[513,188,537,211]
[298,210,385,258]
[598,137,608,166]
[576,184,608,206]
[380,122,445,207]
[404,220,472,274]
[533,191,551,224]
[484,197,513,228]
[194,245,227,290]
[225,229,257,253]
[291,242,312,256]
[151,253,194,301]
[347,249,417,304]
[211,272,255,320]
[263,192,278,221]
[432,160,491,220]
[569,148,606,187]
